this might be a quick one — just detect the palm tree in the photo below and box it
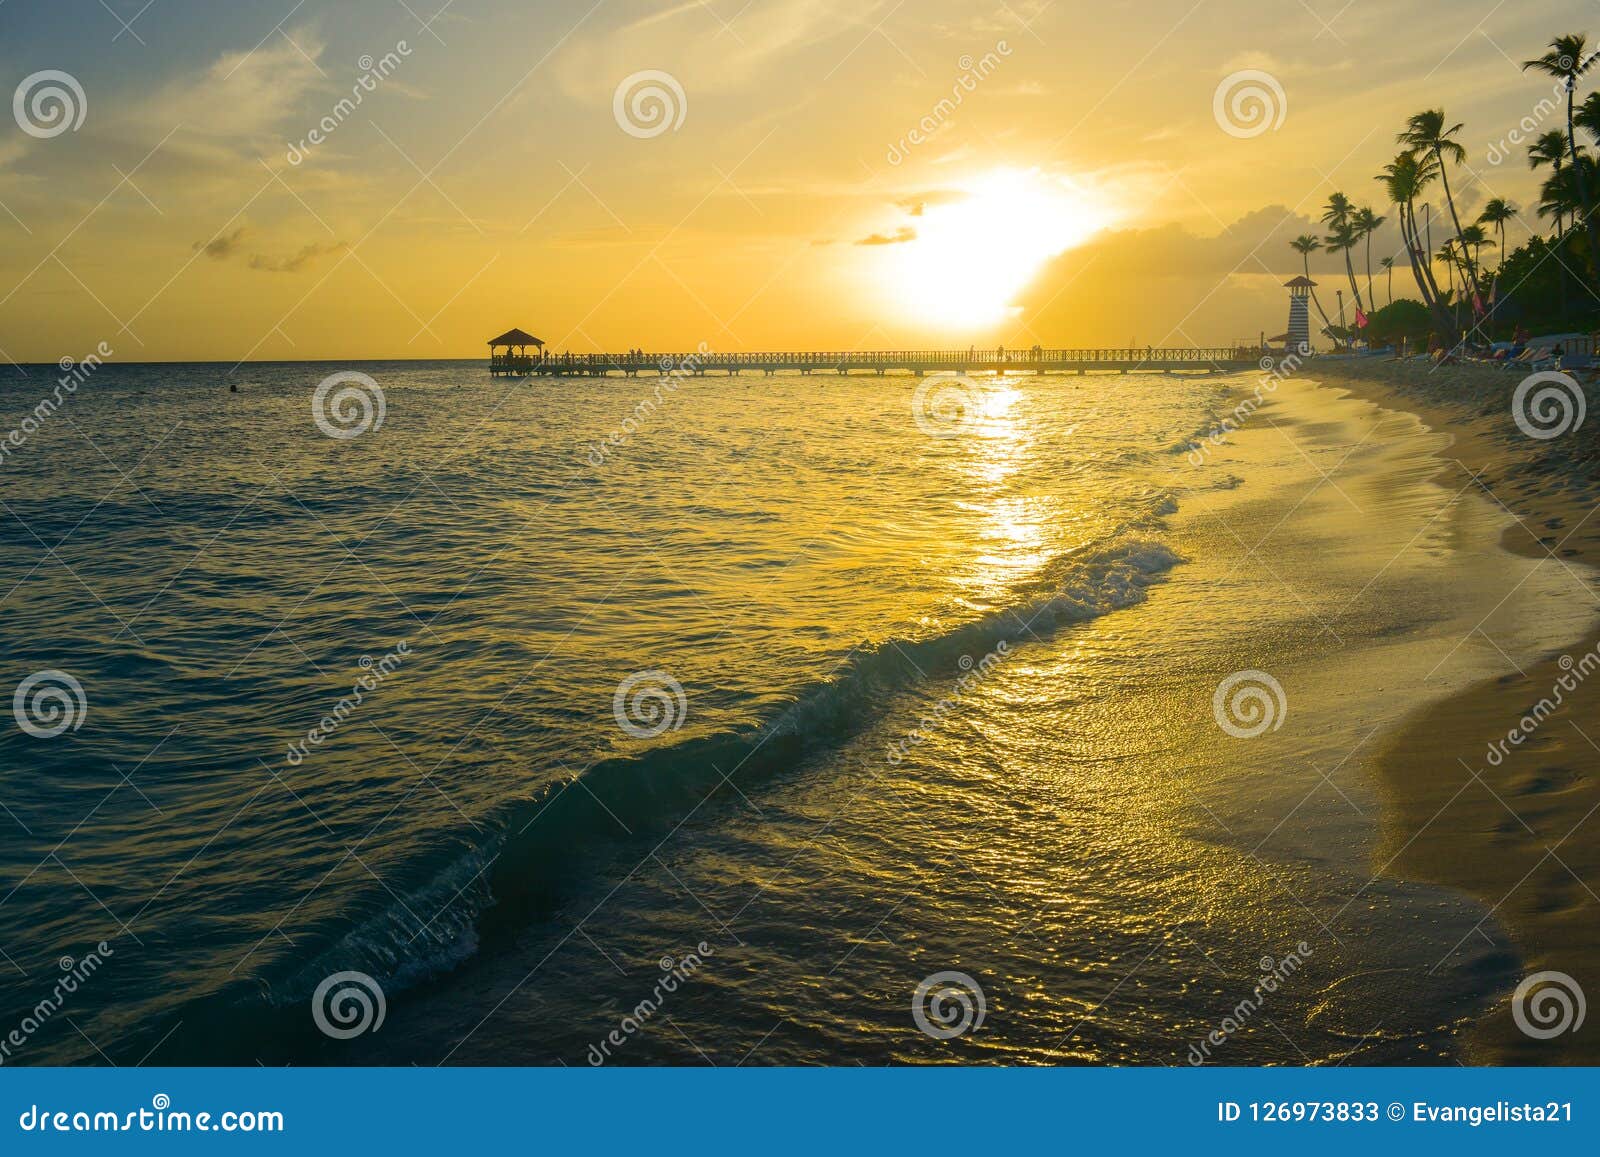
[1459,224,1493,292]
[1353,206,1385,308]
[1524,34,1600,271]
[1435,243,1459,305]
[1320,193,1366,311]
[1379,255,1395,305]
[1477,198,1517,271]
[1398,110,1473,292]
[1288,234,1335,333]
[1539,155,1598,232]
[1529,130,1570,235]
[1578,90,1600,145]
[1376,150,1451,331]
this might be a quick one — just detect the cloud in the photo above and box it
[247,240,349,273]
[1011,204,1411,345]
[553,0,889,100]
[194,226,249,259]
[855,226,917,245]
[116,29,329,174]
[896,190,966,216]
[193,229,348,272]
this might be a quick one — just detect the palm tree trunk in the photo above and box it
[1343,249,1365,313]
[1432,148,1475,297]
[1364,232,1376,307]
[1405,201,1451,332]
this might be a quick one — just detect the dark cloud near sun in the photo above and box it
[247,241,350,273]
[1015,204,1409,345]
[194,227,248,259]
[896,190,965,217]
[192,230,348,272]
[854,226,917,246]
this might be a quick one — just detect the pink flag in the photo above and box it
[1355,308,1368,328]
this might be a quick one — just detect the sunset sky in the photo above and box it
[0,0,1588,362]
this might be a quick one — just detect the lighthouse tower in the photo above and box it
[1282,276,1316,353]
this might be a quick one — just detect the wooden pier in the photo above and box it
[492,347,1267,378]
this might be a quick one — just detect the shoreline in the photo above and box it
[1300,358,1600,1064]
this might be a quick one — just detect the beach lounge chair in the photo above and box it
[1503,346,1549,369]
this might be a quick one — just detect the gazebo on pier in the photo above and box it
[488,328,544,376]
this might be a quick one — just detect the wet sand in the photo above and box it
[1305,358,1600,1064]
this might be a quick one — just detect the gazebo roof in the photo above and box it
[487,327,543,346]
[1283,275,1318,288]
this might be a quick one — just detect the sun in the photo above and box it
[876,169,1113,330]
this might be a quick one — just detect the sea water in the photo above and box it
[0,362,1590,1065]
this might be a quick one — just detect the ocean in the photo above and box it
[0,359,1591,1065]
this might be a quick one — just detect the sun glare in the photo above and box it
[880,169,1113,330]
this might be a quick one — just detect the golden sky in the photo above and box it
[0,0,1587,362]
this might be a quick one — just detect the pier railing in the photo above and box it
[494,347,1265,377]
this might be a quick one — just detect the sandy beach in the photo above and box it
[1304,358,1600,1064]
